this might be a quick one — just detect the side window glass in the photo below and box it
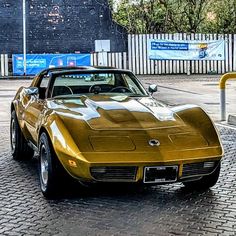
[124,74,141,94]
[38,75,50,99]
[40,75,50,88]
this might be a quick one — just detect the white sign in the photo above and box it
[148,39,225,61]
[95,40,111,52]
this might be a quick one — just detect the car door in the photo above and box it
[23,75,49,144]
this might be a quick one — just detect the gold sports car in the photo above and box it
[11,66,223,198]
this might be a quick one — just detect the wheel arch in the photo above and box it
[37,126,61,170]
[11,102,15,112]
[38,126,52,148]
[37,122,84,181]
[37,118,82,162]
[11,101,20,122]
[175,105,223,152]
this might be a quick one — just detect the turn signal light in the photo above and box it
[68,160,77,168]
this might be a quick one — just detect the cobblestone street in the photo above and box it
[0,124,236,235]
[1,77,236,235]
[1,0,236,234]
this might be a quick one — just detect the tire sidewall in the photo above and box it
[10,111,20,158]
[10,110,34,160]
[39,133,54,195]
[10,114,16,155]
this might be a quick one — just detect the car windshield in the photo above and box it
[51,71,148,97]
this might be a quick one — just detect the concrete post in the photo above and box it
[1,54,5,76]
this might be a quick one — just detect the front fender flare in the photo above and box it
[38,114,90,179]
[173,105,223,155]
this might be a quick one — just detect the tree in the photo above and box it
[110,0,167,33]
[160,0,208,33]
[109,0,236,34]
[201,0,236,34]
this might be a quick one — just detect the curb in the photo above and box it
[228,115,236,126]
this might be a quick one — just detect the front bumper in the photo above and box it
[59,150,222,184]
[89,160,220,183]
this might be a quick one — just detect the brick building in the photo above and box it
[0,0,127,54]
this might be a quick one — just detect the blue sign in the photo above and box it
[12,54,91,75]
[151,42,189,51]
[148,39,225,61]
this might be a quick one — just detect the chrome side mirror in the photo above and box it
[148,84,158,95]
[25,87,39,96]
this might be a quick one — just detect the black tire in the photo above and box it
[183,162,221,190]
[10,110,34,160]
[38,132,68,198]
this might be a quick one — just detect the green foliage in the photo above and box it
[111,0,167,33]
[110,0,236,33]
[201,0,236,33]
[164,0,209,33]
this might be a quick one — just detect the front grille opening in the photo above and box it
[90,166,138,181]
[181,161,218,179]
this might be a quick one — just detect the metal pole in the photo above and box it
[23,0,27,75]
[219,72,236,121]
[220,89,226,121]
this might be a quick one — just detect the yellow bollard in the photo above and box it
[219,72,236,121]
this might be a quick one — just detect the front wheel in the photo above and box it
[39,132,67,198]
[183,162,221,190]
[10,111,34,160]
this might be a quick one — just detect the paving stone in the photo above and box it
[0,123,236,235]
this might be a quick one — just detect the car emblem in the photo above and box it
[149,139,160,146]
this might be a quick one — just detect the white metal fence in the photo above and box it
[91,52,127,69]
[128,33,236,75]
[92,34,236,75]
[3,33,236,76]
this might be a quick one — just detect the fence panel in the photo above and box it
[0,54,4,76]
[3,33,236,76]
[142,35,147,74]
[190,33,195,74]
[91,52,127,70]
[225,34,229,73]
[234,34,236,71]
[128,33,236,75]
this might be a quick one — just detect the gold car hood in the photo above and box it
[46,95,222,155]
[48,95,185,130]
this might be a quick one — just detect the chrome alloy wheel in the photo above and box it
[11,118,16,151]
[40,144,49,191]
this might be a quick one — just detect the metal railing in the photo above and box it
[219,72,236,121]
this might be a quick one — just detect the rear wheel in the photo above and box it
[183,162,221,190]
[10,111,34,160]
[39,132,69,198]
